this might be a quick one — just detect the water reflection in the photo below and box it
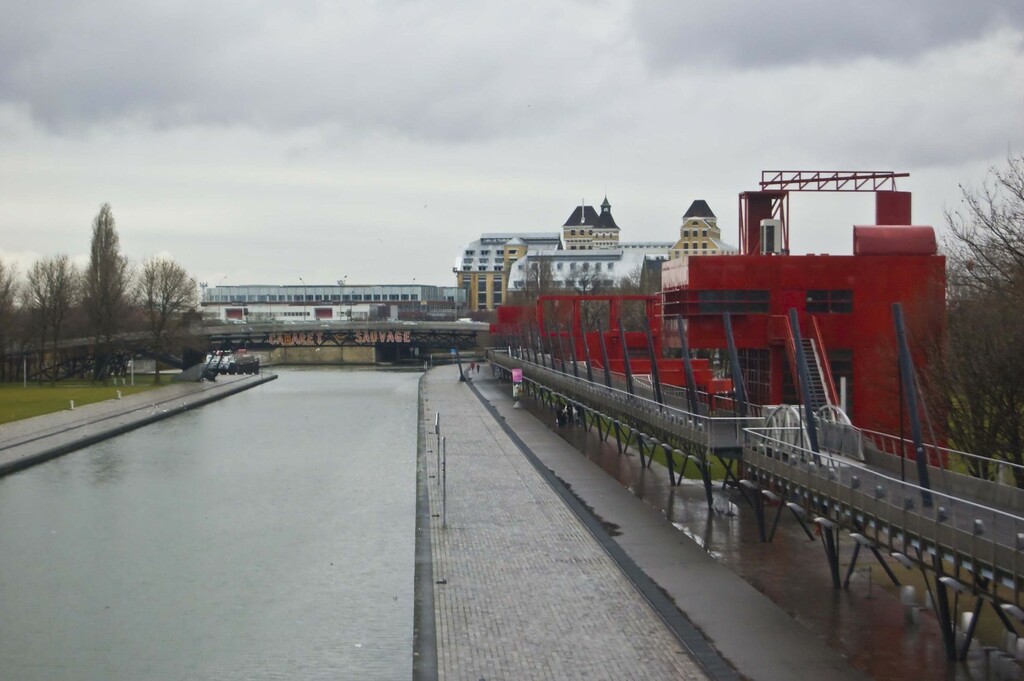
[0,368,419,681]
[525,398,992,681]
[87,444,127,485]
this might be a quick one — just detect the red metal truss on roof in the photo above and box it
[760,170,909,192]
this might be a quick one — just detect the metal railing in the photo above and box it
[862,428,1024,487]
[746,427,1024,595]
[495,349,760,453]
[494,347,1024,600]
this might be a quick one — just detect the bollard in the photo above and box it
[116,390,122,400]
[442,436,447,528]
[435,413,441,486]
[69,400,74,410]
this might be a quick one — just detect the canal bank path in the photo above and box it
[419,363,868,681]
[0,373,276,477]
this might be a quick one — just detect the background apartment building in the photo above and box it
[454,197,735,312]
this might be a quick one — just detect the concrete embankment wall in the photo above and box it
[252,346,485,367]
[0,374,277,478]
[255,346,377,365]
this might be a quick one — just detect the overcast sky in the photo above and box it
[2,0,1022,289]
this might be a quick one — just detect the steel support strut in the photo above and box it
[931,553,958,661]
[597,320,613,388]
[893,302,933,507]
[818,520,842,590]
[579,317,594,384]
[618,318,635,396]
[675,315,701,416]
[642,317,664,405]
[722,312,747,417]
[567,326,579,378]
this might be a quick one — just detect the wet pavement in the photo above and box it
[473,365,1006,680]
[455,365,871,681]
[421,365,715,680]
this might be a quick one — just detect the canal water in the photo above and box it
[0,368,420,680]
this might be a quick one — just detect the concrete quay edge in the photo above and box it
[0,373,277,478]
[455,367,870,681]
[418,366,716,681]
[464,376,738,681]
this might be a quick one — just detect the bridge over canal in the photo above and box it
[8,320,489,382]
[202,319,488,364]
[489,349,1024,668]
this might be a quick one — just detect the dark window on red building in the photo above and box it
[806,289,852,313]
[697,289,770,314]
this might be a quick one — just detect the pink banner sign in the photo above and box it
[511,368,523,382]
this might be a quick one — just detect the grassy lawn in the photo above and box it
[592,414,728,480]
[0,378,161,425]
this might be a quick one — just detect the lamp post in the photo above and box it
[337,277,348,321]
[299,276,307,321]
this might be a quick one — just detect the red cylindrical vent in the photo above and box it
[853,226,937,256]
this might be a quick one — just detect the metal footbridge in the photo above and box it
[489,349,1024,665]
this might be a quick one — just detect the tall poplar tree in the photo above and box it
[83,203,131,379]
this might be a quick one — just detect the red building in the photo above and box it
[661,173,946,435]
[493,172,946,437]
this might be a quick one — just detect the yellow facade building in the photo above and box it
[669,200,736,260]
[454,233,562,312]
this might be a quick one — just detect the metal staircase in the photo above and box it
[801,337,830,409]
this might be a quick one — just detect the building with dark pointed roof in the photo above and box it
[562,196,621,250]
[596,197,619,230]
[670,199,735,260]
[453,193,697,311]
[682,199,716,219]
[562,205,600,227]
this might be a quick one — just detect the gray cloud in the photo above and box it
[631,0,1024,70]
[1,0,1022,288]
[0,1,624,141]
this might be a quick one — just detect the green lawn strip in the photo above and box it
[589,413,727,481]
[645,441,728,480]
[0,379,161,425]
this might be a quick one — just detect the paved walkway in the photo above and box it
[422,364,869,681]
[422,365,716,681]
[0,373,276,476]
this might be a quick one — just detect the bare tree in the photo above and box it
[945,154,1024,300]
[24,255,79,385]
[136,257,197,383]
[617,263,644,294]
[934,154,1024,484]
[82,203,131,380]
[0,259,19,381]
[564,266,606,296]
[507,258,557,307]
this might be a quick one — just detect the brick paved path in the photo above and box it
[422,366,710,680]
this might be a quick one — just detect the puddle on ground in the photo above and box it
[523,396,998,681]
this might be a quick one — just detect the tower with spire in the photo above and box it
[561,196,620,250]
